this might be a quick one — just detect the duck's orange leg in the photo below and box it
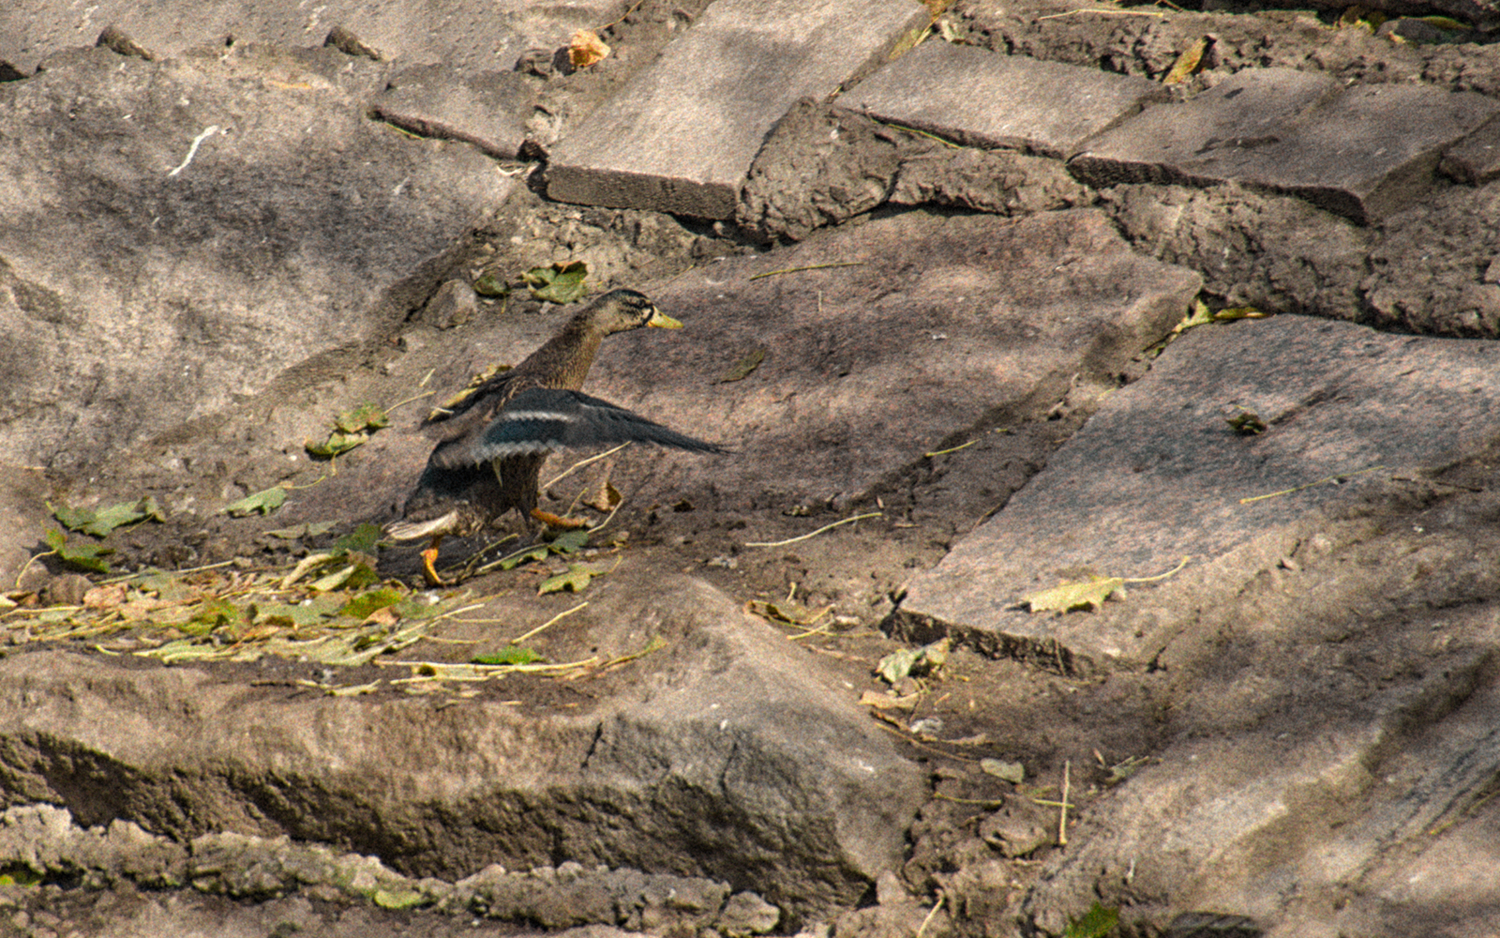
[421,535,447,586]
[530,508,589,530]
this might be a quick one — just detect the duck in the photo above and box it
[386,288,726,585]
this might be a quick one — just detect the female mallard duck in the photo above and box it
[387,288,726,584]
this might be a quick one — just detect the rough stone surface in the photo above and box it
[1072,67,1499,223]
[839,40,1166,159]
[546,0,928,218]
[896,314,1500,671]
[0,578,921,917]
[0,45,511,474]
[368,64,539,159]
[0,0,620,75]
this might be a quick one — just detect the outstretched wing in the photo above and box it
[431,387,729,469]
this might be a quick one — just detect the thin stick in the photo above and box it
[747,261,864,282]
[925,439,977,458]
[1059,760,1071,846]
[1240,465,1386,504]
[386,389,436,413]
[509,602,588,645]
[1038,7,1166,19]
[745,512,881,548]
[916,891,946,938]
[543,442,630,490]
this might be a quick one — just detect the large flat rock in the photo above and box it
[546,0,928,218]
[1023,603,1500,936]
[0,0,619,75]
[0,46,511,475]
[0,577,923,917]
[1071,68,1499,223]
[896,314,1500,671]
[267,207,1199,538]
[839,41,1166,159]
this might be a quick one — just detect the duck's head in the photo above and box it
[587,288,682,334]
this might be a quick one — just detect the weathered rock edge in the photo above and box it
[0,803,784,935]
[0,577,926,918]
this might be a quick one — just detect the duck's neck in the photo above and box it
[524,312,607,389]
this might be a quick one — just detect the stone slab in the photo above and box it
[838,41,1167,159]
[1071,68,1499,223]
[0,577,924,916]
[260,208,1198,537]
[369,64,538,159]
[896,314,1500,670]
[0,46,512,475]
[1021,606,1500,935]
[1439,112,1500,185]
[0,0,619,75]
[546,0,928,219]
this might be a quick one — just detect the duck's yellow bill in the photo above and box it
[647,309,683,329]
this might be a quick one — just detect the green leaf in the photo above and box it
[1063,902,1119,938]
[521,261,589,304]
[342,587,406,620]
[1022,577,1125,613]
[472,646,543,665]
[551,529,589,554]
[333,523,384,555]
[473,271,510,297]
[538,563,606,595]
[49,496,164,537]
[334,403,389,434]
[306,430,369,458]
[874,637,950,683]
[222,486,287,517]
[44,527,113,575]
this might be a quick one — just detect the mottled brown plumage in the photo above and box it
[387,288,725,584]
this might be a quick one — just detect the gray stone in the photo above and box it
[259,208,1198,536]
[1072,68,1499,223]
[369,64,538,160]
[579,208,1200,511]
[839,41,1166,159]
[1023,604,1500,936]
[896,314,1500,671]
[1440,114,1500,185]
[0,0,618,75]
[0,46,511,474]
[546,0,929,218]
[0,576,920,916]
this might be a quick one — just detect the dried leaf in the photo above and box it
[539,563,606,595]
[568,30,611,69]
[875,637,950,683]
[1162,36,1209,84]
[1022,577,1125,613]
[980,758,1026,784]
[859,690,922,710]
[82,583,128,609]
[585,480,622,513]
[717,347,767,383]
